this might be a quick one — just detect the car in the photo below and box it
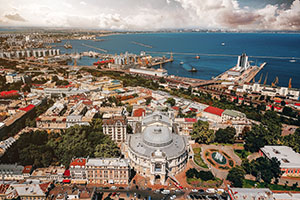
[217,189,224,194]
[198,189,205,193]
[206,188,216,193]
[191,189,198,193]
[103,187,109,190]
[170,195,177,200]
[111,186,117,190]
[189,194,195,199]
[119,187,124,190]
[161,190,170,195]
[111,192,117,197]
[146,188,152,191]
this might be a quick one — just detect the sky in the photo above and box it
[0,0,299,31]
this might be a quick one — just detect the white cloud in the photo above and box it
[0,0,299,30]
[80,1,87,6]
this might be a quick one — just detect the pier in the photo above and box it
[149,58,174,67]
[244,62,266,83]
[81,43,108,53]
[132,41,153,48]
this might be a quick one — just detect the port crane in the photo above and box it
[263,72,268,85]
[272,76,279,87]
[258,73,263,84]
[288,78,292,88]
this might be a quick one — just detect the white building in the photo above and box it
[125,111,189,185]
[260,146,300,177]
[102,115,127,143]
[129,67,167,77]
[241,83,300,100]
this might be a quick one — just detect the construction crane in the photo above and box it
[263,72,268,85]
[288,78,292,88]
[258,73,263,84]
[272,76,279,87]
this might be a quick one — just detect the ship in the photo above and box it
[221,42,225,46]
[180,61,184,65]
[195,55,200,59]
[64,42,72,49]
[189,67,197,72]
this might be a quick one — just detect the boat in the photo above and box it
[188,67,197,72]
[180,61,184,65]
[195,55,200,59]
[64,42,72,49]
[289,59,296,63]
[221,42,225,46]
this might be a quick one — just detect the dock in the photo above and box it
[244,62,266,83]
[131,41,153,48]
[149,58,173,67]
[81,43,108,53]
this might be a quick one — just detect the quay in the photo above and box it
[81,43,108,53]
[244,62,266,83]
[149,58,174,67]
[131,41,153,48]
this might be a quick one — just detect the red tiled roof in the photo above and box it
[189,107,198,112]
[70,158,86,167]
[185,118,197,123]
[133,108,145,117]
[172,106,180,111]
[63,169,70,177]
[0,184,10,194]
[0,90,19,97]
[19,104,35,112]
[103,116,126,125]
[204,106,224,116]
[39,183,51,192]
[22,165,33,174]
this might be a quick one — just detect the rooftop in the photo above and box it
[204,106,224,116]
[86,158,129,167]
[260,146,300,168]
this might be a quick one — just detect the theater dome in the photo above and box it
[142,125,173,147]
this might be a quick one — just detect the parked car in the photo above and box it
[161,190,170,195]
[111,186,117,190]
[191,189,198,193]
[206,188,216,193]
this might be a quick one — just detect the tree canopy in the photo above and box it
[1,119,120,167]
[191,120,215,144]
[215,127,236,144]
[227,166,246,187]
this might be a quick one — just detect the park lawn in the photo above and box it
[234,149,251,159]
[243,179,300,191]
[193,148,208,169]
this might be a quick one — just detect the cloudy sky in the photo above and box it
[0,0,299,30]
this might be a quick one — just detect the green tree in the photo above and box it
[191,120,215,144]
[227,166,246,187]
[283,128,300,153]
[215,127,236,144]
[165,97,176,107]
[250,157,282,184]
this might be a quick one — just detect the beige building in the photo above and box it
[86,158,129,185]
[0,183,48,200]
[103,115,127,143]
[125,111,189,185]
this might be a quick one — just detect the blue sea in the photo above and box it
[58,32,300,89]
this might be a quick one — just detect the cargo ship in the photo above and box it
[189,67,197,72]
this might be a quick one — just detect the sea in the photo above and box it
[57,32,300,89]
